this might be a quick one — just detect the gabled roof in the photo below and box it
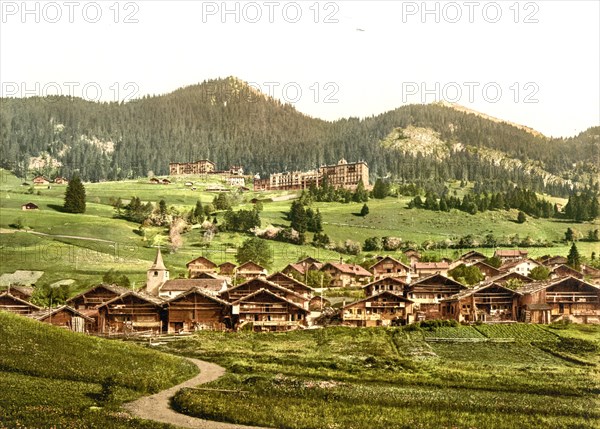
[222,277,307,301]
[232,288,308,312]
[283,261,323,275]
[160,278,226,292]
[186,256,217,269]
[343,290,413,309]
[500,258,542,271]
[164,287,231,306]
[369,256,410,271]
[0,292,41,310]
[471,261,502,274]
[219,261,237,268]
[362,277,407,290]
[516,276,600,295]
[414,262,449,270]
[237,261,265,272]
[409,273,466,289]
[3,285,34,297]
[297,256,321,265]
[494,249,528,257]
[66,283,132,304]
[321,262,372,277]
[445,282,522,302]
[97,290,164,308]
[267,272,314,292]
[487,271,533,284]
[550,264,583,277]
[460,250,487,260]
[28,305,94,322]
[539,255,568,266]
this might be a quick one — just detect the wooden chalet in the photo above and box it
[2,285,34,301]
[186,256,218,278]
[232,289,309,332]
[53,176,69,185]
[218,262,237,276]
[282,259,323,278]
[0,292,41,315]
[369,256,411,281]
[158,278,228,299]
[413,262,449,278]
[539,255,568,268]
[32,176,50,185]
[97,291,164,334]
[320,262,372,288]
[459,251,487,265]
[67,283,131,311]
[28,305,94,333]
[21,202,39,211]
[267,272,314,298]
[550,264,584,280]
[362,277,407,297]
[220,277,308,309]
[500,258,543,277]
[236,261,267,280]
[517,276,600,324]
[442,283,521,323]
[471,261,503,280]
[342,291,414,327]
[164,287,232,333]
[494,249,528,263]
[406,274,467,320]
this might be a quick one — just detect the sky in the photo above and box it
[1,0,599,137]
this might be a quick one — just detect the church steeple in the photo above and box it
[146,247,169,296]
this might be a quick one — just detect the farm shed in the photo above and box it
[164,287,232,333]
[28,305,95,333]
[97,291,164,334]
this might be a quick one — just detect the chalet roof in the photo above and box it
[342,291,413,309]
[28,305,94,322]
[160,278,226,293]
[516,276,600,295]
[0,292,41,310]
[267,272,314,291]
[444,282,522,302]
[150,248,167,271]
[539,256,568,266]
[219,261,237,268]
[414,262,449,270]
[500,258,541,271]
[487,271,533,284]
[164,287,231,306]
[223,277,308,301]
[237,261,266,272]
[186,256,217,268]
[21,202,39,209]
[550,264,583,277]
[494,249,528,257]
[284,261,324,275]
[362,277,407,289]
[582,264,600,277]
[232,288,309,312]
[369,256,410,271]
[97,290,165,308]
[408,273,467,289]
[298,256,322,265]
[321,262,372,277]
[460,251,487,260]
[471,261,502,273]
[66,283,132,304]
[4,285,34,297]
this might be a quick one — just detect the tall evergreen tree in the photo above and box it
[63,175,86,213]
[567,242,581,271]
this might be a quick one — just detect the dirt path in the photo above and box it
[123,358,269,429]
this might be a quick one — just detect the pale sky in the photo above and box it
[1,0,599,137]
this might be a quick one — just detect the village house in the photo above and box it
[97,291,164,335]
[32,176,50,185]
[362,277,407,297]
[369,256,411,281]
[458,250,488,265]
[164,287,232,333]
[441,283,521,323]
[0,292,41,315]
[494,249,528,263]
[267,272,314,298]
[53,176,69,185]
[220,277,309,309]
[28,305,95,333]
[232,288,309,332]
[406,274,467,320]
[539,255,568,268]
[470,261,503,280]
[218,262,237,276]
[517,276,600,324]
[320,262,372,288]
[342,291,414,327]
[282,257,324,279]
[500,258,543,277]
[158,278,228,299]
[550,264,584,280]
[67,283,132,311]
[169,160,216,175]
[413,262,449,278]
[186,256,218,278]
[21,202,39,211]
[235,261,267,280]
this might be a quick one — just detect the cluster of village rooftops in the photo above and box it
[1,248,599,334]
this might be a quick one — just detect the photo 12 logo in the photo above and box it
[1,81,140,103]
[402,81,540,104]
[201,1,340,24]
[0,1,140,24]
[401,1,540,24]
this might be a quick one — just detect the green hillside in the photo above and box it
[0,311,197,428]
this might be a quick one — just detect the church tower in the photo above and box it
[146,247,169,296]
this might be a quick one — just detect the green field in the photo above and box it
[1,168,598,294]
[155,324,600,429]
[0,311,197,428]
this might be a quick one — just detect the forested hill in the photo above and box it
[1,77,597,196]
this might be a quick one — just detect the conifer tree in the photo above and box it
[63,175,86,213]
[567,242,581,271]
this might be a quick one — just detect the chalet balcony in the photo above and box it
[251,321,305,327]
[546,293,599,303]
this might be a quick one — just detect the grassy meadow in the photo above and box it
[1,168,598,295]
[157,324,600,429]
[0,311,197,428]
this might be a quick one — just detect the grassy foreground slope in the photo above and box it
[0,312,197,428]
[161,325,600,429]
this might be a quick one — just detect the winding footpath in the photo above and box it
[123,358,269,429]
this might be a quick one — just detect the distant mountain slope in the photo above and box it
[0,77,597,195]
